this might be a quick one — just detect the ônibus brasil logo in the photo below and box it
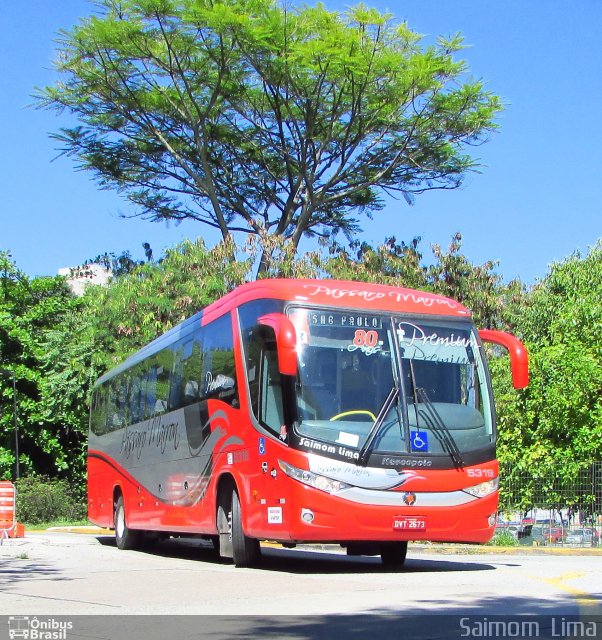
[8,617,73,640]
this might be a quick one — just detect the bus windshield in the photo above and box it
[290,309,494,462]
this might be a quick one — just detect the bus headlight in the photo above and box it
[463,477,499,498]
[278,460,351,494]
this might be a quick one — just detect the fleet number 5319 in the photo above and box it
[466,469,495,479]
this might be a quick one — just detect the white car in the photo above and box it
[565,528,599,546]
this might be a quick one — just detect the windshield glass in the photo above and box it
[289,309,493,462]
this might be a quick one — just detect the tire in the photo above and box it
[380,541,408,566]
[114,496,142,550]
[231,489,260,567]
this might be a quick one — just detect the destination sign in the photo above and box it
[308,312,383,330]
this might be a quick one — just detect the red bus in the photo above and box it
[88,279,528,566]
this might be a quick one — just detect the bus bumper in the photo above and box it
[251,487,498,545]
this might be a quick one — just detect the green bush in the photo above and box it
[487,529,519,547]
[15,476,86,525]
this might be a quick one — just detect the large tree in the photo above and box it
[38,0,501,268]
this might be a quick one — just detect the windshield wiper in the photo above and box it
[357,385,399,467]
[415,387,464,468]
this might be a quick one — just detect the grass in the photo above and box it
[486,530,519,547]
[23,518,93,530]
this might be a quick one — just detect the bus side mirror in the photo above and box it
[479,329,529,389]
[258,313,298,377]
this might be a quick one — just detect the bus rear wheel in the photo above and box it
[114,496,141,550]
[380,541,408,566]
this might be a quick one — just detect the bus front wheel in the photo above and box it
[231,490,260,568]
[380,541,408,566]
[114,496,141,550]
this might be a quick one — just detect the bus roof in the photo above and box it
[202,279,471,324]
[94,279,471,387]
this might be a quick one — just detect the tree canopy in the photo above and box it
[0,252,83,480]
[38,0,501,267]
[494,244,602,512]
[321,232,523,328]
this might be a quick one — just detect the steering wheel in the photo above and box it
[329,410,377,422]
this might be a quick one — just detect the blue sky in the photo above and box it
[1,1,601,284]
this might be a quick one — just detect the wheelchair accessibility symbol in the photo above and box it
[410,431,429,452]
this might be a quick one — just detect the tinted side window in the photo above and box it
[171,335,203,411]
[146,366,158,418]
[128,364,146,424]
[118,374,130,426]
[90,387,108,436]
[107,379,122,431]
[153,348,174,416]
[201,313,238,407]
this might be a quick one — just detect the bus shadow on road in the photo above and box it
[96,535,497,574]
[96,534,230,563]
[257,546,498,574]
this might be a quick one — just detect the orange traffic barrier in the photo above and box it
[0,481,25,540]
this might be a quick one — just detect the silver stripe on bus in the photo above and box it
[307,453,426,490]
[335,486,477,507]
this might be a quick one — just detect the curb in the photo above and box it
[410,543,602,557]
[44,526,113,535]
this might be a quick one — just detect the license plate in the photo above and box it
[393,516,426,531]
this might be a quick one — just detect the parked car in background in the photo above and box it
[565,528,600,546]
[529,525,566,546]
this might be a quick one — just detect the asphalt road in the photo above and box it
[1,532,601,639]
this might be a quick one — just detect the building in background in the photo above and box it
[58,263,112,297]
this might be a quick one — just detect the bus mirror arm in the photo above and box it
[478,329,529,389]
[258,313,298,377]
